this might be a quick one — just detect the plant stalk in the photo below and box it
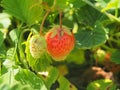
[40,10,50,35]
[59,11,62,30]
[58,11,63,39]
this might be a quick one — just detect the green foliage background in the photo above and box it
[0,0,120,90]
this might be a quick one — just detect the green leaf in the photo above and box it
[75,23,108,49]
[57,76,69,90]
[95,0,110,8]
[42,67,59,89]
[75,4,103,26]
[0,69,22,89]
[0,24,3,28]
[111,50,120,64]
[101,0,120,12]
[32,53,51,72]
[42,0,74,10]
[0,31,4,47]
[6,48,16,60]
[0,69,34,90]
[3,59,15,70]
[57,76,77,90]
[66,48,85,64]
[2,0,43,25]
[0,44,6,55]
[9,29,18,43]
[55,0,68,10]
[72,0,86,8]
[15,69,47,90]
[1,65,8,75]
[0,71,13,86]
[87,79,116,90]
[10,83,33,90]
[0,82,33,90]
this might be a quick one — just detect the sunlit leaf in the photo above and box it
[43,67,59,89]
[9,29,18,43]
[57,76,69,90]
[95,0,111,8]
[15,69,47,90]
[6,48,16,60]
[2,0,43,25]
[101,0,120,12]
[87,79,116,90]
[0,13,11,29]
[0,69,20,89]
[0,70,34,90]
[10,84,33,90]
[38,67,59,89]
[25,33,35,70]
[57,76,77,90]
[3,59,15,70]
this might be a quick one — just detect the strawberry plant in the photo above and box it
[0,0,120,90]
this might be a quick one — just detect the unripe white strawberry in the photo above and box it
[30,34,46,58]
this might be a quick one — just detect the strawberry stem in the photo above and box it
[59,11,62,30]
[58,11,63,39]
[40,10,50,35]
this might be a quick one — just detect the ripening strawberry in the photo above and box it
[30,34,46,58]
[45,25,75,61]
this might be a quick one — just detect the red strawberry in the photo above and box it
[45,25,75,61]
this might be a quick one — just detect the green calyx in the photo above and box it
[49,25,72,38]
